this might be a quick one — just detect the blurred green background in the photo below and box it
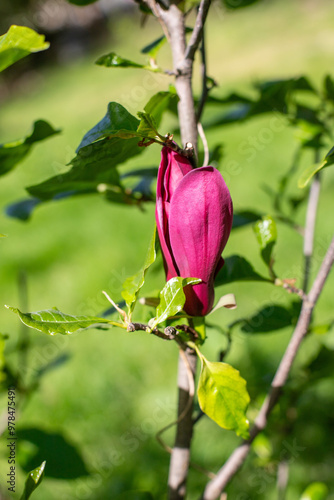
[1,0,334,498]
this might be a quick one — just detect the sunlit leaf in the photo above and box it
[122,227,157,316]
[197,351,250,438]
[149,277,201,329]
[137,111,162,140]
[95,52,160,72]
[300,482,329,500]
[77,102,140,150]
[215,255,269,286]
[6,306,119,335]
[253,216,277,268]
[20,460,46,500]
[0,25,49,73]
[144,91,178,127]
[298,146,334,188]
[0,120,60,177]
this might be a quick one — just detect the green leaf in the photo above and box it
[232,210,263,229]
[95,52,160,72]
[66,0,98,4]
[0,25,49,73]
[192,316,206,344]
[149,277,201,329]
[77,102,140,149]
[324,74,334,102]
[141,35,167,58]
[121,227,157,316]
[215,255,269,286]
[253,216,277,268]
[20,460,46,500]
[6,306,118,335]
[0,120,60,177]
[300,482,328,500]
[197,351,250,438]
[222,0,261,9]
[241,304,296,333]
[298,146,334,188]
[137,111,162,140]
[144,91,178,127]
[17,428,88,479]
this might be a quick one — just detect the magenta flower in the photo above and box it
[156,146,233,317]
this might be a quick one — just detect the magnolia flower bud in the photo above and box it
[156,146,233,316]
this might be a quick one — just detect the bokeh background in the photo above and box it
[1,0,334,498]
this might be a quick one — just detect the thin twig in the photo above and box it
[303,157,321,292]
[184,0,212,62]
[200,235,334,500]
[198,122,209,166]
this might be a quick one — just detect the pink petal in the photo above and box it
[168,166,233,315]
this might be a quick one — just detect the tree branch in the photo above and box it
[201,235,334,500]
[303,165,321,292]
[184,0,212,62]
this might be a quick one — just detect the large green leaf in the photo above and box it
[20,461,46,500]
[6,306,119,335]
[215,255,269,286]
[253,216,277,268]
[96,52,161,72]
[77,102,140,150]
[27,136,139,200]
[121,227,157,317]
[149,277,201,329]
[197,351,250,439]
[0,120,60,177]
[0,25,49,73]
[17,428,89,479]
[300,482,329,500]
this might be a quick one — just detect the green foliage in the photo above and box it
[0,120,60,177]
[196,350,250,439]
[6,306,118,335]
[298,145,334,188]
[20,460,46,500]
[300,482,329,500]
[122,227,157,317]
[17,428,88,479]
[0,25,49,73]
[253,216,277,270]
[96,52,161,72]
[149,277,201,329]
[215,255,269,286]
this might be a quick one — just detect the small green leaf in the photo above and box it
[95,52,161,72]
[144,91,178,127]
[0,120,60,177]
[141,35,167,58]
[192,316,206,344]
[66,0,98,4]
[6,306,118,335]
[20,460,46,500]
[300,482,328,500]
[149,277,201,329]
[215,255,269,286]
[137,111,162,140]
[121,227,157,316]
[298,146,334,188]
[197,352,250,438]
[0,25,49,73]
[253,216,277,268]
